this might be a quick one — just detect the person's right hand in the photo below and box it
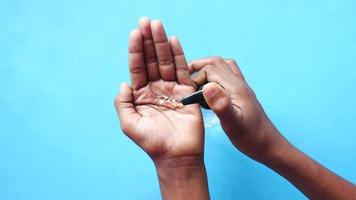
[190,57,356,200]
[189,57,284,162]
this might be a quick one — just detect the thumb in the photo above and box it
[114,82,141,141]
[202,83,237,123]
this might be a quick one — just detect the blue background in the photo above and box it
[1,0,355,199]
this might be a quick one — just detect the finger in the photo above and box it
[191,67,208,88]
[138,17,160,81]
[202,82,238,124]
[188,57,221,87]
[151,20,176,81]
[169,36,192,85]
[191,65,223,89]
[189,57,245,81]
[188,57,227,72]
[225,58,245,79]
[114,82,141,142]
[129,29,147,90]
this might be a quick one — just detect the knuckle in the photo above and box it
[158,57,173,66]
[145,55,158,64]
[225,58,237,66]
[129,65,145,74]
[205,64,214,71]
[212,56,225,63]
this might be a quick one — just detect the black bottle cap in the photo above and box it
[180,86,210,109]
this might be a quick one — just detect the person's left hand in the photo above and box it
[114,18,204,164]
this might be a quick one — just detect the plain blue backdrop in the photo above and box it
[1,0,355,199]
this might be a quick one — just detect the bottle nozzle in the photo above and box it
[179,86,210,109]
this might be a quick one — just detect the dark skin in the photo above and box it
[114,18,209,200]
[115,18,356,200]
[189,57,356,200]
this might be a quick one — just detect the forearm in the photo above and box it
[262,132,356,200]
[154,155,210,200]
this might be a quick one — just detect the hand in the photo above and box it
[189,57,356,200]
[114,18,204,162]
[114,18,210,200]
[189,57,282,162]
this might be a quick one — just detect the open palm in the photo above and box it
[115,18,204,160]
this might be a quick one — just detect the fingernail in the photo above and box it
[205,85,219,98]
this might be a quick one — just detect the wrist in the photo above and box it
[153,155,210,200]
[154,155,206,180]
[258,129,294,167]
[232,119,288,163]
